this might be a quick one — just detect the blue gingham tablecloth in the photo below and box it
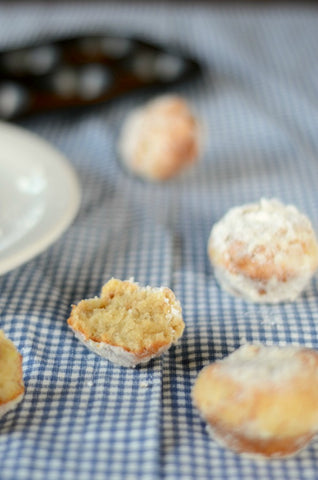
[1,3,318,479]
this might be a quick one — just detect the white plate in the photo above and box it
[0,121,81,275]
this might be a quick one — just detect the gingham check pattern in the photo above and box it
[1,3,318,479]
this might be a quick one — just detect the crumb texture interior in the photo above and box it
[68,279,184,355]
[0,331,24,405]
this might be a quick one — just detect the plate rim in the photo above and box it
[0,121,81,275]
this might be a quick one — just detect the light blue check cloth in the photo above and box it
[1,3,318,479]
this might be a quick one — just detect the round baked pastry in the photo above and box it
[118,94,200,181]
[208,198,318,303]
[0,330,24,418]
[68,278,184,367]
[192,344,318,458]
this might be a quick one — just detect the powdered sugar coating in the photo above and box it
[208,198,318,303]
[206,424,311,460]
[192,344,318,458]
[211,199,313,261]
[213,264,313,303]
[216,343,317,385]
[70,328,173,368]
[118,94,200,181]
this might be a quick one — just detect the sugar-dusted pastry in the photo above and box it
[68,278,184,367]
[0,330,24,418]
[192,344,318,458]
[118,94,200,180]
[208,198,318,303]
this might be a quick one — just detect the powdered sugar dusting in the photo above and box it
[211,199,314,259]
[219,344,310,385]
[214,264,312,303]
[118,94,199,181]
[71,328,173,368]
[208,198,318,302]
